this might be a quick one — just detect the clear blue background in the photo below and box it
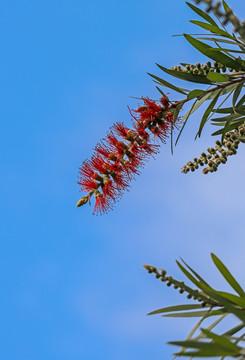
[1,0,245,359]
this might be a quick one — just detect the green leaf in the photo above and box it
[197,36,239,45]
[182,92,212,122]
[212,113,242,122]
[173,103,182,124]
[222,1,245,40]
[222,0,229,12]
[190,20,233,39]
[233,82,244,109]
[201,329,241,351]
[175,92,214,146]
[215,291,245,308]
[198,90,222,137]
[206,72,229,82]
[205,48,243,71]
[174,349,239,357]
[184,34,242,71]
[186,2,217,27]
[203,289,245,323]
[180,258,212,288]
[193,314,227,342]
[162,309,226,318]
[212,106,245,113]
[169,340,239,353]
[236,93,245,108]
[211,254,245,297]
[222,323,245,337]
[210,47,245,53]
[148,73,188,95]
[156,63,213,84]
[187,89,205,99]
[176,260,203,289]
[147,304,203,315]
[211,120,245,135]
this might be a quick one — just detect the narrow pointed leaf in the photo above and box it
[201,329,241,351]
[184,34,242,71]
[163,309,226,318]
[215,291,245,308]
[222,323,245,337]
[212,120,245,135]
[156,63,213,84]
[237,94,245,108]
[180,258,213,288]
[147,304,203,315]
[233,82,244,109]
[148,73,188,94]
[190,20,233,39]
[211,254,245,297]
[197,37,239,45]
[198,90,222,137]
[186,2,217,26]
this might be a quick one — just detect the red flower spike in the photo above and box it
[77,94,179,214]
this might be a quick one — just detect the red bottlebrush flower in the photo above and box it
[77,94,179,214]
[78,178,98,192]
[93,192,108,215]
[90,155,108,174]
[111,122,130,138]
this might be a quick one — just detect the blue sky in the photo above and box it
[1,0,245,359]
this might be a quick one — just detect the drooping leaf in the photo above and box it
[197,90,222,137]
[148,73,188,94]
[233,82,244,109]
[185,2,218,27]
[211,254,245,297]
[175,93,213,145]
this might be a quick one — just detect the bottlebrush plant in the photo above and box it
[77,0,245,216]
[77,0,245,358]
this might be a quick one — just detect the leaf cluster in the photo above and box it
[143,254,245,358]
[150,1,245,147]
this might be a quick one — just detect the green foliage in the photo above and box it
[143,254,245,358]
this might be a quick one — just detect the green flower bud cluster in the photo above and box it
[193,0,245,38]
[142,264,216,307]
[171,61,231,75]
[181,124,245,175]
